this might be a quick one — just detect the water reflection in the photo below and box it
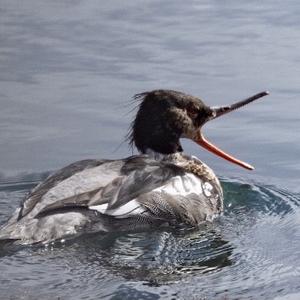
[72,227,233,283]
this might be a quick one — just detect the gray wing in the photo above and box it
[17,156,184,220]
[88,156,222,224]
[18,159,113,219]
[16,155,221,225]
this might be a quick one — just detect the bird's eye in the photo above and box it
[187,107,198,119]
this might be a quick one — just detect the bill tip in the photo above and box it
[246,164,255,171]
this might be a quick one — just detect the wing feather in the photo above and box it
[16,155,221,224]
[19,159,119,219]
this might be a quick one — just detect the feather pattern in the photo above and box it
[0,153,222,243]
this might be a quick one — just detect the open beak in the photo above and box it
[194,91,269,170]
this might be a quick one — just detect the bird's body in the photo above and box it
[0,90,268,244]
[0,153,222,244]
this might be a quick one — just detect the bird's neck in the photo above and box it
[144,148,179,161]
[144,148,198,164]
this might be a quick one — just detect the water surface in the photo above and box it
[1,1,300,299]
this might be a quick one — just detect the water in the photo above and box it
[0,1,300,299]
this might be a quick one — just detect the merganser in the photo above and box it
[0,90,268,244]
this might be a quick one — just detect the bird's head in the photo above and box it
[129,89,268,170]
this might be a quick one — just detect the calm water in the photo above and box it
[1,1,300,299]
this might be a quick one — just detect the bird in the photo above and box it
[0,90,268,244]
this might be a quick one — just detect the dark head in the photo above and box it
[129,89,269,170]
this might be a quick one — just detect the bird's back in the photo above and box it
[0,154,223,244]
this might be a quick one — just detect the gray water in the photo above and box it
[1,1,300,299]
